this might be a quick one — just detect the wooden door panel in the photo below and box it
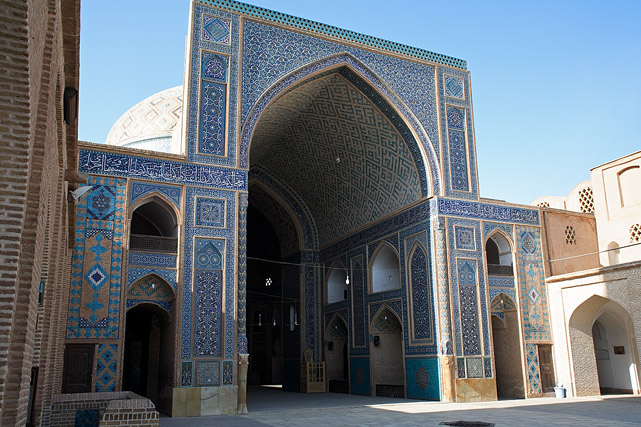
[62,344,94,393]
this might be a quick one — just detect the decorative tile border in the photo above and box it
[79,149,247,190]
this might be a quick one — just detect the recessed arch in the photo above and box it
[370,305,405,397]
[126,274,175,314]
[490,292,524,398]
[241,52,440,197]
[568,295,641,396]
[326,261,348,304]
[485,231,514,277]
[370,242,401,293]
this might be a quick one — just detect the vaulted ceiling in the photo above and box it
[249,72,422,246]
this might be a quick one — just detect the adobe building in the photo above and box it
[3,0,638,425]
[534,151,641,398]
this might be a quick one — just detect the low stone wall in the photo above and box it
[44,391,158,426]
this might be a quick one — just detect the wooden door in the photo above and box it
[61,344,94,393]
[538,344,555,392]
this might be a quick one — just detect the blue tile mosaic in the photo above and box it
[198,80,226,156]
[95,344,117,392]
[195,197,226,228]
[181,361,193,387]
[130,182,181,208]
[406,358,440,400]
[196,360,221,386]
[202,14,231,44]
[349,357,371,395]
[193,270,223,357]
[78,149,247,190]
[437,198,539,225]
[409,244,432,341]
[454,226,476,251]
[128,251,176,268]
[194,238,224,270]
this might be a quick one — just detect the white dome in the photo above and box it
[105,86,183,153]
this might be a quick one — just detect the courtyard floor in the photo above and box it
[160,386,641,426]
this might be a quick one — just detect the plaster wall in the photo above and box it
[590,152,641,265]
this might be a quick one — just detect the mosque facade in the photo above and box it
[2,0,639,424]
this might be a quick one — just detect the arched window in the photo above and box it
[327,266,347,304]
[485,233,513,276]
[618,166,641,207]
[607,241,620,265]
[371,244,401,292]
[130,199,178,253]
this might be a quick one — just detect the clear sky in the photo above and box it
[79,0,641,205]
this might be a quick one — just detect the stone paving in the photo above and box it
[161,387,641,426]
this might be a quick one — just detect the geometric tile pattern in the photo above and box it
[434,221,453,355]
[127,267,177,291]
[349,357,370,396]
[526,343,542,394]
[196,360,220,387]
[515,227,551,341]
[211,1,466,67]
[126,274,174,313]
[250,73,422,245]
[448,219,489,358]
[459,283,481,355]
[454,226,475,251]
[199,80,226,156]
[203,15,231,45]
[195,197,226,228]
[444,75,465,99]
[350,255,366,348]
[182,187,236,360]
[130,182,181,208]
[193,270,223,357]
[202,52,228,82]
[78,149,248,190]
[239,21,442,188]
[448,129,469,191]
[67,177,125,340]
[194,238,224,270]
[409,244,432,341]
[188,5,240,167]
[95,344,118,392]
[466,357,483,378]
[405,358,440,400]
[447,106,465,130]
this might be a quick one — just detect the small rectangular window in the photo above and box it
[613,346,625,355]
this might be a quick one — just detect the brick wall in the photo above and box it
[0,0,79,424]
[45,392,158,427]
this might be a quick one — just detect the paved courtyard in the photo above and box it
[161,387,641,426]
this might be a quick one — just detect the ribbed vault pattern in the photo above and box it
[250,73,421,245]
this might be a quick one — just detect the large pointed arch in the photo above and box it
[240,52,441,196]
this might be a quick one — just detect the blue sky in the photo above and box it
[79,0,641,205]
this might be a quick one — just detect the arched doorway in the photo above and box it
[325,315,349,393]
[569,296,641,396]
[370,307,405,398]
[490,293,524,398]
[246,63,430,403]
[592,312,636,394]
[123,302,174,413]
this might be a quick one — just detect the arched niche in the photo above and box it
[326,263,348,304]
[618,166,641,207]
[490,293,524,398]
[371,243,401,293]
[607,241,620,265]
[370,306,404,397]
[129,196,179,253]
[569,296,641,396]
[325,314,349,393]
[485,232,514,276]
